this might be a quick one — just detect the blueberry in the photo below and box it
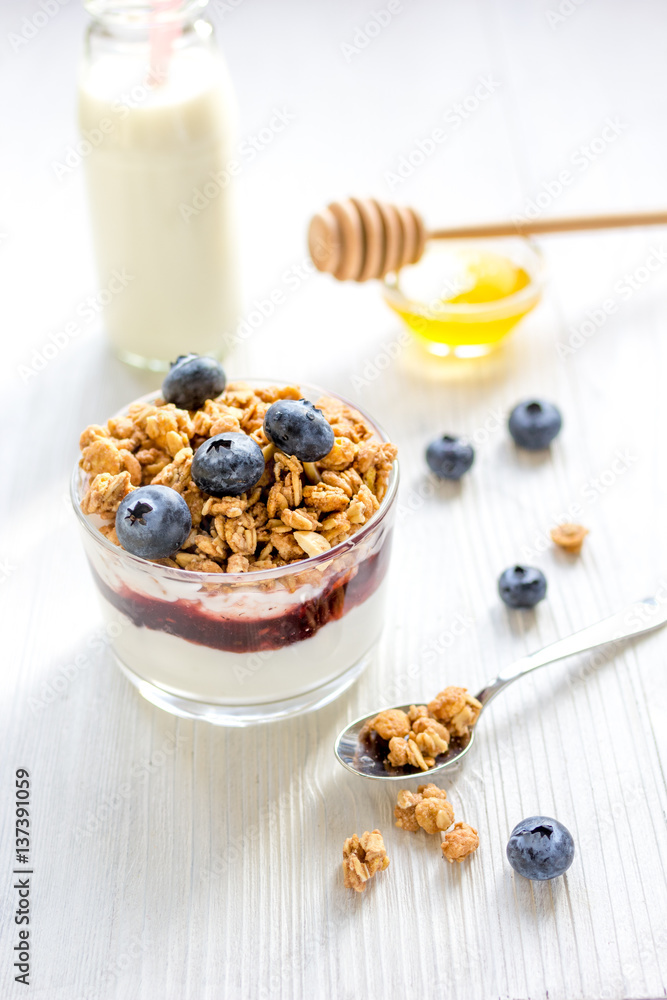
[498,565,547,608]
[263,398,335,462]
[508,400,562,450]
[162,354,226,410]
[191,432,265,497]
[426,435,474,480]
[115,485,192,560]
[506,816,575,880]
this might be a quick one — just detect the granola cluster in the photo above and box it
[441,822,480,863]
[342,786,478,892]
[550,522,589,554]
[342,830,390,892]
[394,783,479,862]
[394,784,454,834]
[79,383,397,573]
[367,687,482,773]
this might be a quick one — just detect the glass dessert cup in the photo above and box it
[382,237,544,358]
[71,381,398,726]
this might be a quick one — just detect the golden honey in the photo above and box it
[382,239,543,357]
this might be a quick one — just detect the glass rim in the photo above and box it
[382,236,544,321]
[71,378,399,583]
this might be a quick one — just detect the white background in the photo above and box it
[1,1,667,998]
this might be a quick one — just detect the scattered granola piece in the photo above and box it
[415,794,455,835]
[369,709,411,741]
[394,783,453,834]
[550,523,589,554]
[441,822,479,863]
[342,830,389,892]
[394,790,422,832]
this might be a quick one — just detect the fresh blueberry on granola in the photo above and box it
[426,435,474,480]
[508,400,562,450]
[191,432,266,498]
[498,565,547,608]
[115,485,192,559]
[162,354,227,411]
[263,398,335,462]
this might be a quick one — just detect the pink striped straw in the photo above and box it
[148,0,183,85]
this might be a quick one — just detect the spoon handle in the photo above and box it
[476,592,667,707]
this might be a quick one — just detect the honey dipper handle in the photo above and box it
[430,209,667,240]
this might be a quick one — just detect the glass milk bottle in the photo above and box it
[79,0,240,369]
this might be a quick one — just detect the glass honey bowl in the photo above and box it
[382,237,544,358]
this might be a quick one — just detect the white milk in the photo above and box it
[78,42,240,368]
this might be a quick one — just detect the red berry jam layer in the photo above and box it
[92,533,392,654]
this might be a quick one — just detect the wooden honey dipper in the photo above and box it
[308,198,667,282]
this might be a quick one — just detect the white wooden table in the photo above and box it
[2,1,667,997]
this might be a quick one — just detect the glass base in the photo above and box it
[115,650,371,726]
[420,339,502,358]
[113,345,227,373]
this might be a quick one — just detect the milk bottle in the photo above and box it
[79,1,240,369]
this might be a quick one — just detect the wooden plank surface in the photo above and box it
[1,1,667,997]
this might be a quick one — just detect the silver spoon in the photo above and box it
[335,593,667,780]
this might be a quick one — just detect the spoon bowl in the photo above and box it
[334,593,667,780]
[335,708,478,779]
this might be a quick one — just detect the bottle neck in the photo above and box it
[83,0,209,30]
